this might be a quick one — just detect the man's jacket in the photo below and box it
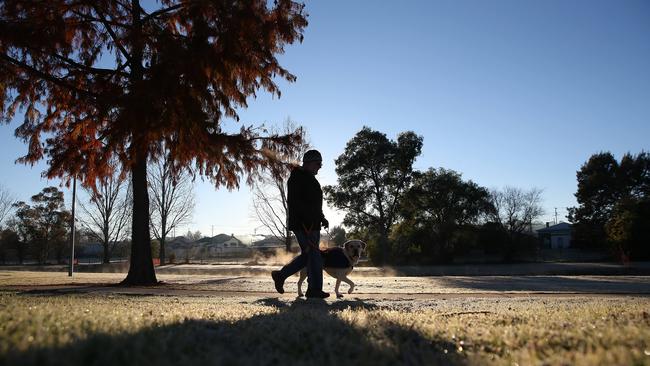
[287,167,324,231]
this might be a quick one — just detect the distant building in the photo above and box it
[536,222,572,249]
[166,234,251,261]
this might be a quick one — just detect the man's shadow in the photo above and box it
[254,296,379,312]
[5,296,464,366]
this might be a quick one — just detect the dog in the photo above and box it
[297,239,366,298]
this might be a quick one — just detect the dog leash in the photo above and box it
[324,226,333,243]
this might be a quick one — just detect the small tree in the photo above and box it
[251,120,309,252]
[149,154,195,265]
[79,171,131,264]
[13,187,71,264]
[0,185,15,228]
[186,230,202,242]
[489,186,544,261]
[324,127,423,265]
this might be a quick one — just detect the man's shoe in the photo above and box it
[271,270,284,294]
[305,289,329,299]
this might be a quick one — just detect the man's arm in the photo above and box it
[321,214,329,229]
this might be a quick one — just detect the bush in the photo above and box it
[606,199,650,261]
[389,222,457,265]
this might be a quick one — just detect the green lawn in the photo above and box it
[1,289,649,366]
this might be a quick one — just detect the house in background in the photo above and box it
[251,236,293,254]
[536,222,572,249]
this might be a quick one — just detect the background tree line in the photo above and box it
[323,127,544,265]
[322,128,649,265]
[0,154,195,265]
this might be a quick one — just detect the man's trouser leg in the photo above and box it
[296,230,322,292]
[277,230,309,279]
[277,230,322,291]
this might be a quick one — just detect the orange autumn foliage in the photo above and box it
[0,0,308,189]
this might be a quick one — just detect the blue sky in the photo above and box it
[1,0,649,237]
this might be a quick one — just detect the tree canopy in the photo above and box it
[1,0,308,186]
[392,168,493,263]
[324,127,422,264]
[1,0,308,284]
[13,187,70,264]
[569,151,650,257]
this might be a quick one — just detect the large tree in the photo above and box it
[149,153,194,265]
[569,151,650,254]
[395,168,493,263]
[0,1,308,284]
[324,127,423,264]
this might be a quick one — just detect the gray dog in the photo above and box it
[297,240,367,298]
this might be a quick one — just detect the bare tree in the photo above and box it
[79,174,132,264]
[149,155,195,265]
[0,185,15,228]
[185,230,202,242]
[490,186,544,235]
[251,120,309,251]
[488,186,544,261]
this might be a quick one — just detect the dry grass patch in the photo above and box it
[1,291,649,366]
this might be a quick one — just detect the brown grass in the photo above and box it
[0,271,649,365]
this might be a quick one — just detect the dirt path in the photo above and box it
[2,270,649,299]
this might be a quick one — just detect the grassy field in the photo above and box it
[1,273,649,365]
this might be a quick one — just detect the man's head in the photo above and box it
[302,149,322,175]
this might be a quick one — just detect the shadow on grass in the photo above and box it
[435,275,650,293]
[3,297,465,366]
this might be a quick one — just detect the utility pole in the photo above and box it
[554,207,558,225]
[211,225,214,237]
[68,177,77,277]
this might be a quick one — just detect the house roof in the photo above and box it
[536,222,572,233]
[252,236,285,247]
[194,234,244,245]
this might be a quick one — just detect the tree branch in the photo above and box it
[89,5,133,66]
[1,54,99,99]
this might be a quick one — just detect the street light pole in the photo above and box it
[68,177,77,277]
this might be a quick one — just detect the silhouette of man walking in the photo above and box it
[272,149,329,298]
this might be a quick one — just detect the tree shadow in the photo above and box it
[435,275,650,293]
[4,296,466,366]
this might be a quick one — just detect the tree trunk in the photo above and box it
[121,0,156,285]
[103,242,110,264]
[160,234,166,266]
[376,220,389,266]
[122,151,157,285]
[103,229,110,264]
[380,234,388,266]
